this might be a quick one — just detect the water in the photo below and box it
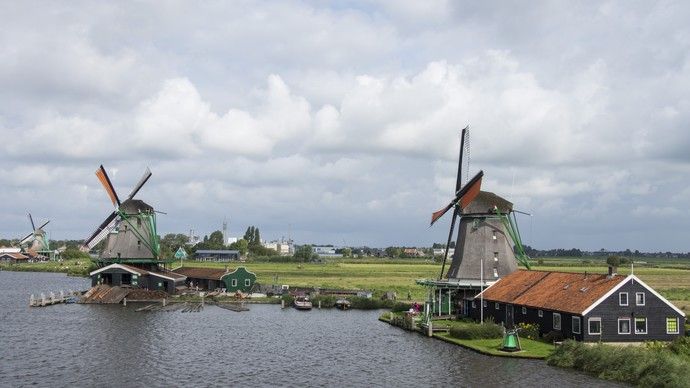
[0,271,619,387]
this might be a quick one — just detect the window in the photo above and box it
[471,300,476,308]
[244,279,251,287]
[619,292,628,306]
[495,302,500,310]
[493,252,498,261]
[231,279,237,287]
[538,310,543,317]
[636,292,645,306]
[492,231,497,240]
[667,318,679,334]
[553,313,561,330]
[572,316,581,334]
[483,300,487,308]
[635,317,647,334]
[493,268,499,278]
[522,306,527,315]
[588,318,602,335]
[618,318,631,334]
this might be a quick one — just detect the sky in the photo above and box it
[1,1,690,252]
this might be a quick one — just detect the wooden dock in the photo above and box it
[29,290,79,307]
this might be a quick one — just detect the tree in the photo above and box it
[229,239,249,256]
[208,231,225,248]
[253,228,261,247]
[342,247,352,257]
[294,245,313,261]
[606,255,621,267]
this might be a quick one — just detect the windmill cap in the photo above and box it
[120,199,154,213]
[462,191,512,215]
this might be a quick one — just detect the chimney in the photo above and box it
[607,265,617,278]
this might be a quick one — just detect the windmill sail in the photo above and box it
[126,168,152,200]
[96,165,121,207]
[430,170,483,226]
[83,211,118,249]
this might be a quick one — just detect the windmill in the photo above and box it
[431,127,530,282]
[83,165,161,265]
[420,127,530,317]
[20,213,51,258]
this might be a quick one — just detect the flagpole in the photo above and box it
[480,257,484,324]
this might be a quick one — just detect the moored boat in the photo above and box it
[293,296,312,310]
[335,299,351,310]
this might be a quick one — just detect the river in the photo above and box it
[0,271,619,387]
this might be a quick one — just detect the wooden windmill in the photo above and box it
[83,165,161,266]
[430,127,530,283]
[19,213,51,258]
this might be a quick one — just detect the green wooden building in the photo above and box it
[222,267,257,293]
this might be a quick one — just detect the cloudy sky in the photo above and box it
[2,1,689,252]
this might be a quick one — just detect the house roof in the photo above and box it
[90,263,187,281]
[477,270,628,315]
[172,267,228,280]
[0,252,29,260]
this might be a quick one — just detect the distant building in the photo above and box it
[312,246,342,258]
[433,248,455,257]
[194,250,240,262]
[469,268,685,342]
[263,241,291,256]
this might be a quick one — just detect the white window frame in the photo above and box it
[471,300,476,308]
[495,302,500,310]
[667,317,679,334]
[521,306,527,315]
[618,318,631,334]
[244,279,251,287]
[636,292,645,306]
[553,312,561,330]
[634,317,647,334]
[538,310,543,317]
[588,317,602,335]
[619,292,628,306]
[572,316,581,334]
[231,279,237,287]
[483,300,487,308]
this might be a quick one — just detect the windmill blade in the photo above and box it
[126,167,152,200]
[455,126,469,192]
[20,232,34,245]
[95,165,121,207]
[430,170,484,226]
[37,220,50,230]
[28,213,36,231]
[438,206,460,279]
[83,211,118,249]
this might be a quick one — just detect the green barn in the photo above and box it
[221,267,257,293]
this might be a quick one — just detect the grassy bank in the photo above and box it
[434,333,554,359]
[547,339,690,387]
[0,259,92,276]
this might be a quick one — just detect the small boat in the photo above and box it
[293,296,312,310]
[335,299,351,310]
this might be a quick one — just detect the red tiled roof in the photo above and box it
[0,252,29,260]
[171,267,228,280]
[479,270,627,315]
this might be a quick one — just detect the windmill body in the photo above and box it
[99,199,158,262]
[19,214,53,260]
[446,191,518,282]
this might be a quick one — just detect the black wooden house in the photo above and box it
[468,268,685,342]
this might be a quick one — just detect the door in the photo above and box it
[506,304,515,328]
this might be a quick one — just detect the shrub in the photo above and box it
[390,314,416,331]
[391,302,414,313]
[517,322,540,340]
[309,294,337,308]
[547,340,690,387]
[669,336,690,358]
[543,330,564,343]
[449,322,504,340]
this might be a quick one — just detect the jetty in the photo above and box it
[216,302,250,312]
[29,290,79,307]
